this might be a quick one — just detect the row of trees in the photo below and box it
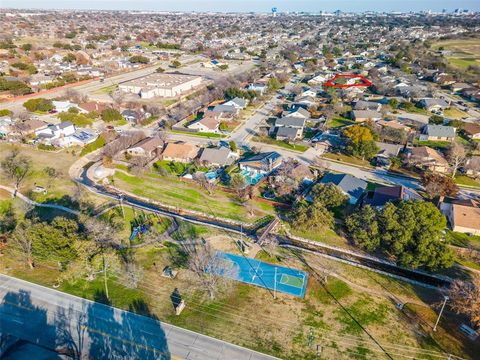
[346,201,454,270]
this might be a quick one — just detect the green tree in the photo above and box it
[129,55,149,64]
[343,125,379,160]
[171,60,181,68]
[309,183,347,209]
[345,205,380,251]
[291,200,334,230]
[388,98,398,109]
[21,43,32,52]
[30,217,79,268]
[267,77,280,91]
[0,109,13,117]
[429,115,444,125]
[229,141,237,152]
[379,201,454,270]
[155,67,165,73]
[63,53,76,63]
[101,108,123,122]
[23,98,54,112]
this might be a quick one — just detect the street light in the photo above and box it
[433,296,449,332]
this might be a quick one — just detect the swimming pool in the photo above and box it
[240,169,264,185]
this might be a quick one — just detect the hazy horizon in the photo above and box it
[1,0,480,13]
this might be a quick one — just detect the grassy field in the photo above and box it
[415,140,451,149]
[1,240,475,360]
[112,170,273,223]
[432,38,480,70]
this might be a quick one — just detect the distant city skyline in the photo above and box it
[2,0,480,13]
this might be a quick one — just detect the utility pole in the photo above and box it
[273,266,277,300]
[433,296,449,331]
[119,194,125,219]
[103,255,109,300]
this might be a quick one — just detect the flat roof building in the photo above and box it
[119,73,202,99]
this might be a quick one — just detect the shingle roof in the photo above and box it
[364,185,421,207]
[452,203,480,231]
[199,147,235,166]
[319,173,367,200]
[275,116,306,128]
[423,125,455,138]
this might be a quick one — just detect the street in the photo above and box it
[0,274,277,360]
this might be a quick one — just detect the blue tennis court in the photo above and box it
[217,252,308,298]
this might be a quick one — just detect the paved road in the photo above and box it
[0,274,277,360]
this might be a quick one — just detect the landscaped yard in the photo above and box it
[327,117,355,129]
[252,136,309,152]
[112,170,274,223]
[415,140,451,149]
[322,152,373,168]
[170,130,227,138]
[444,107,469,119]
[454,175,480,188]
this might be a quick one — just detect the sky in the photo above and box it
[1,0,479,13]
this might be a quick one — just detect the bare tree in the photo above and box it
[193,172,216,195]
[186,242,237,300]
[448,278,480,328]
[447,142,467,178]
[1,149,31,197]
[102,131,146,157]
[11,219,35,268]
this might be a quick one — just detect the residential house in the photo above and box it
[224,97,248,110]
[418,98,449,112]
[52,101,78,113]
[351,110,382,122]
[375,142,403,166]
[442,200,480,235]
[199,146,237,167]
[55,129,98,147]
[247,83,267,95]
[353,100,381,112]
[274,116,306,141]
[463,156,480,178]
[462,123,480,140]
[377,120,413,134]
[78,101,109,114]
[408,146,449,173]
[319,173,368,205]
[161,142,199,163]
[187,116,220,133]
[419,125,455,142]
[122,110,141,123]
[288,107,311,119]
[363,185,421,208]
[14,119,48,137]
[35,121,76,145]
[126,137,164,158]
[211,104,239,116]
[239,151,282,175]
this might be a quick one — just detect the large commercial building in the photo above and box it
[119,73,202,99]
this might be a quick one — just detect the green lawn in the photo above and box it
[252,136,309,152]
[80,135,106,156]
[415,140,451,149]
[447,57,478,70]
[444,107,469,119]
[454,175,480,188]
[322,152,373,168]
[113,171,273,222]
[327,117,355,129]
[170,130,226,138]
